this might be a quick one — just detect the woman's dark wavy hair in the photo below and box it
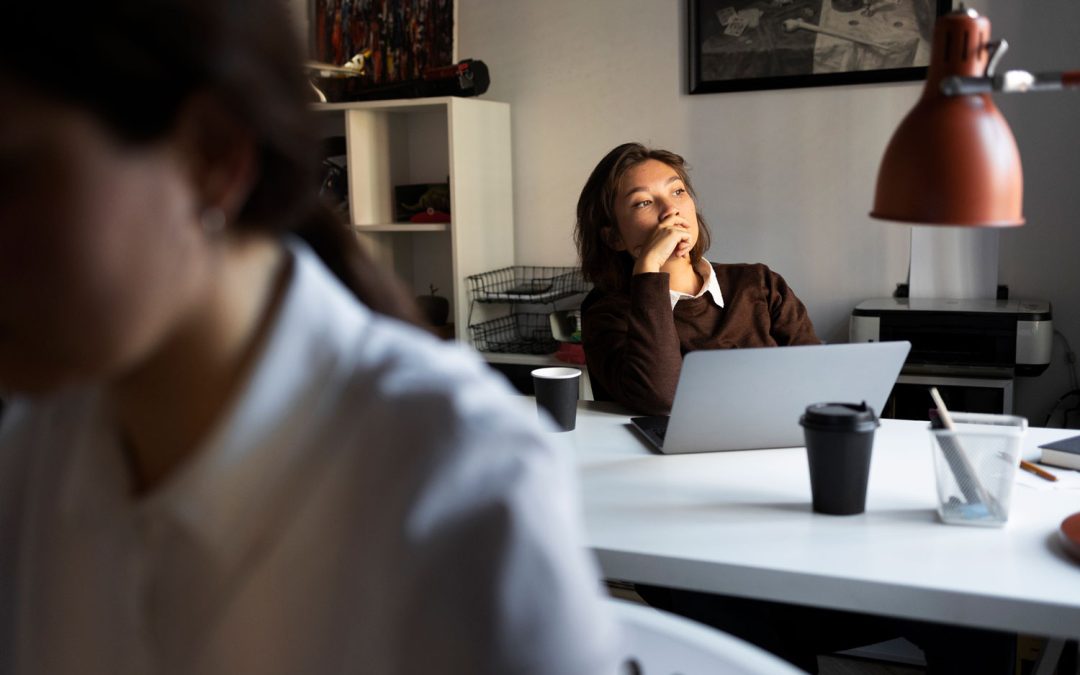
[574,143,711,293]
[0,0,419,324]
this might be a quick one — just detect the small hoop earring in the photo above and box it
[201,207,227,235]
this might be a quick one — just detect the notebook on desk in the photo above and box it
[630,341,911,454]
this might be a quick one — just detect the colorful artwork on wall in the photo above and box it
[312,0,454,87]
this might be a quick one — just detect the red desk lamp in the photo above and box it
[871,5,1080,227]
[871,5,1080,562]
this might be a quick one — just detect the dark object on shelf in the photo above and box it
[416,284,450,327]
[395,183,450,223]
[319,135,347,158]
[467,266,587,304]
[409,210,452,223]
[315,59,490,103]
[318,135,349,216]
[470,313,558,354]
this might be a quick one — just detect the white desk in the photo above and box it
[568,400,1080,640]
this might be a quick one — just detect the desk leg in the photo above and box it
[1033,638,1066,675]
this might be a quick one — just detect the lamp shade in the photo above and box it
[871,9,1024,226]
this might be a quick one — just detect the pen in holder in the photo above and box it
[928,388,1025,527]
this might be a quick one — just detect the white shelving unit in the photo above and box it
[313,97,591,396]
[313,96,514,339]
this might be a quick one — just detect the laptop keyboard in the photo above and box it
[630,415,671,450]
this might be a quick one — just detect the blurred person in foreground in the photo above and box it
[0,2,618,673]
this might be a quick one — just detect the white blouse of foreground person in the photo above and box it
[0,239,619,675]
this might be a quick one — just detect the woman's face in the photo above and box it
[0,80,211,394]
[610,159,698,259]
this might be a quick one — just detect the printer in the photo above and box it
[850,297,1052,377]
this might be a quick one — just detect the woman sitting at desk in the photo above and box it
[573,143,1016,674]
[574,142,820,414]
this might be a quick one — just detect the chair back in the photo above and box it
[579,287,612,402]
[609,598,806,675]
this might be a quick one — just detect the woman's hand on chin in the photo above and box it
[632,219,693,275]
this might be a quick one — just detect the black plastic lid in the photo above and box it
[800,401,879,432]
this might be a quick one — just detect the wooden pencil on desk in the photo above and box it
[1020,460,1058,482]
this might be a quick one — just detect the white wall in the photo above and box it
[457,0,1080,423]
[985,0,1080,424]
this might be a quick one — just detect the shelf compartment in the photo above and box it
[351,222,449,232]
[470,313,559,355]
[466,266,587,304]
[314,97,515,342]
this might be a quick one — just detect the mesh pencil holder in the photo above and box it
[929,412,1027,527]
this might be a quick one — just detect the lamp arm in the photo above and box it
[942,70,1080,96]
[984,39,1009,77]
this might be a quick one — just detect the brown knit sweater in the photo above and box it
[582,263,820,415]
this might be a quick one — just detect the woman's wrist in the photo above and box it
[633,257,664,275]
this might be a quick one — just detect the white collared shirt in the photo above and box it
[0,240,618,675]
[669,258,725,309]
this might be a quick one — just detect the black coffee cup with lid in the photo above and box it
[800,402,879,515]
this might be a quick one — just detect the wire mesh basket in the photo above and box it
[469,312,558,354]
[466,266,587,304]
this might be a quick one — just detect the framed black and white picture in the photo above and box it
[689,0,952,94]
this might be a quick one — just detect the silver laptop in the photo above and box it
[630,341,911,454]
